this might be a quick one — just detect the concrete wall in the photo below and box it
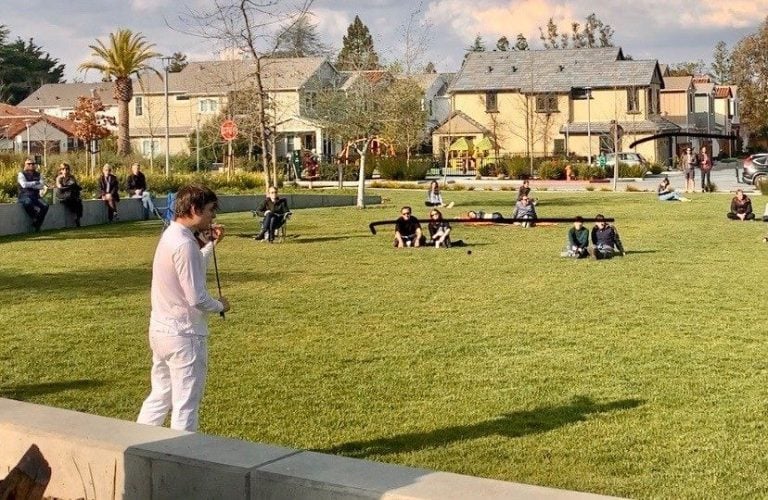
[0,398,621,500]
[0,194,381,237]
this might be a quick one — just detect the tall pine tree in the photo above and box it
[0,25,65,104]
[336,16,380,70]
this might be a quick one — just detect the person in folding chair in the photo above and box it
[254,186,291,242]
[152,192,177,229]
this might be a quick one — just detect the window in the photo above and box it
[485,91,498,112]
[627,88,639,113]
[535,94,558,113]
[135,97,143,116]
[303,92,317,112]
[429,99,433,116]
[286,135,295,153]
[141,139,159,157]
[553,139,565,154]
[688,91,694,112]
[646,88,658,114]
[198,98,219,114]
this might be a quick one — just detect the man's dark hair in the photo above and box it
[175,184,218,218]
[401,205,412,213]
[595,214,606,222]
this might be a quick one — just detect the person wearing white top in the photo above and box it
[137,184,231,432]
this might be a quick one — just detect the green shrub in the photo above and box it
[618,163,646,178]
[376,157,431,181]
[537,160,565,180]
[758,179,768,196]
[507,156,531,179]
[572,163,604,180]
[649,162,663,175]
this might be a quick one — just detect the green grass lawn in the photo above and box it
[2,189,768,499]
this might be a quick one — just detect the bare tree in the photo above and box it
[394,4,433,76]
[177,0,312,188]
[309,72,389,207]
[380,78,427,167]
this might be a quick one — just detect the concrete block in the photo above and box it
[252,451,620,500]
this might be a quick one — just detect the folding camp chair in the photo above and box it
[152,192,176,229]
[251,210,292,242]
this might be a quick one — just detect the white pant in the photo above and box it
[137,334,208,431]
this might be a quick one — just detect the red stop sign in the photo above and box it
[220,119,238,141]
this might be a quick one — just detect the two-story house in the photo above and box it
[433,47,678,168]
[19,82,118,127]
[129,57,343,161]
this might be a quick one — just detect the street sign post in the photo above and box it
[220,119,238,141]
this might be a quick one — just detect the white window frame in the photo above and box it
[199,98,219,114]
[135,96,143,116]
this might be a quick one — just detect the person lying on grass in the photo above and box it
[394,206,425,248]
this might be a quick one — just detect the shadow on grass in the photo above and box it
[626,249,658,255]
[0,268,278,297]
[319,396,643,458]
[0,379,106,401]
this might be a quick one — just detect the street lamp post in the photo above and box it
[162,56,173,176]
[584,86,592,165]
[24,120,31,156]
[196,113,201,172]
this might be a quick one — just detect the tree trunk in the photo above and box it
[357,154,366,208]
[117,98,130,156]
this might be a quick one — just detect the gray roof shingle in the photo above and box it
[449,47,660,94]
[135,57,329,95]
[19,82,117,108]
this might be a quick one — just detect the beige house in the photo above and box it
[434,47,678,168]
[19,82,118,128]
[130,57,343,161]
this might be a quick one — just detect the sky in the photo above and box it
[3,0,765,81]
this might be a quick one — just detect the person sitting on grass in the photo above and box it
[560,216,590,258]
[517,179,537,205]
[512,194,537,227]
[254,186,291,242]
[394,206,425,248]
[427,209,452,248]
[591,214,625,259]
[657,176,690,202]
[727,189,755,221]
[425,180,454,208]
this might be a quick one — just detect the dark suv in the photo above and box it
[742,154,768,186]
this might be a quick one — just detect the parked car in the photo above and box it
[741,153,768,186]
[601,152,650,168]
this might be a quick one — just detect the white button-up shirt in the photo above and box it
[149,221,224,336]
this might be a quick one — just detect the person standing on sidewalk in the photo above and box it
[700,146,713,192]
[682,147,698,193]
[137,184,230,432]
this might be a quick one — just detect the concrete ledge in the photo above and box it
[0,398,622,500]
[0,194,381,237]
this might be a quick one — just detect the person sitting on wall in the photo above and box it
[254,186,291,242]
[394,206,425,248]
[727,189,756,221]
[55,163,83,227]
[127,162,156,220]
[17,158,49,232]
[98,164,120,222]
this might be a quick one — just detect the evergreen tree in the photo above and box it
[537,14,614,50]
[467,35,486,52]
[711,41,732,83]
[275,13,328,57]
[514,33,529,51]
[167,52,188,73]
[336,16,380,70]
[0,25,65,104]
[424,61,436,73]
[496,36,510,51]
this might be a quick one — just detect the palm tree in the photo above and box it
[79,29,161,156]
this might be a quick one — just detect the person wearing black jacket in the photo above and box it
[98,164,120,222]
[727,189,755,221]
[255,186,291,242]
[127,162,156,219]
[591,214,625,259]
[561,216,589,258]
[55,163,83,227]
